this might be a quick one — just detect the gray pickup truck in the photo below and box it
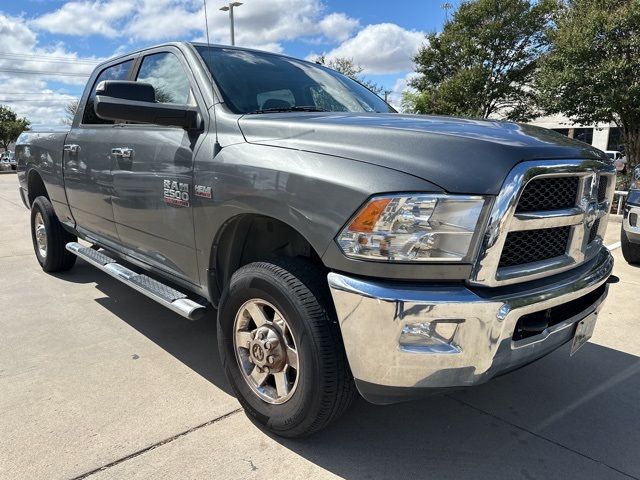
[16,42,616,437]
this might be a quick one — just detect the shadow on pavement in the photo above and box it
[69,259,640,479]
[63,260,233,396]
[274,342,640,479]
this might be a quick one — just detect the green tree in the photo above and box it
[537,0,640,170]
[315,55,383,95]
[408,0,557,120]
[0,105,30,152]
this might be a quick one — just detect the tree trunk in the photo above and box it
[620,121,640,190]
[622,123,640,172]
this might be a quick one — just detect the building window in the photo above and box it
[552,128,570,137]
[573,128,593,145]
[607,127,623,152]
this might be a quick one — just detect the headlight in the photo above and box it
[337,194,486,262]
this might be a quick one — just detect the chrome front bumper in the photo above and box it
[328,248,613,402]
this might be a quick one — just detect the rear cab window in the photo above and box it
[82,60,134,125]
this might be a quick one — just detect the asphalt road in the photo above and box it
[1,172,639,480]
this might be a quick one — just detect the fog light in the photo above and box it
[399,320,463,353]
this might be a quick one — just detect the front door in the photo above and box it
[110,49,206,284]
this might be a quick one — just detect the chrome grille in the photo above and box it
[516,177,579,212]
[597,177,609,202]
[499,227,571,268]
[470,159,616,287]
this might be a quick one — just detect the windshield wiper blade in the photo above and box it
[247,106,327,114]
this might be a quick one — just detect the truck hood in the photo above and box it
[238,113,608,194]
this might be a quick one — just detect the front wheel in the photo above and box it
[30,196,77,272]
[217,260,356,437]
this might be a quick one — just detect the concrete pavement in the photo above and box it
[1,172,639,480]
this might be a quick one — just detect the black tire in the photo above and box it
[30,196,77,272]
[622,224,640,264]
[217,259,356,438]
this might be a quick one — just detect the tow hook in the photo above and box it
[606,275,620,284]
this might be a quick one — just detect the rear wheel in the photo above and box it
[622,224,640,264]
[30,196,77,272]
[217,259,356,437]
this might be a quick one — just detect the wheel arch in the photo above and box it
[208,213,327,305]
[27,168,49,206]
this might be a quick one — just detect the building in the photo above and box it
[528,114,623,153]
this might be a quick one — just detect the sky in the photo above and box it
[0,0,458,126]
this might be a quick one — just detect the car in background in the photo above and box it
[622,165,640,264]
[1,151,16,170]
[7,151,16,170]
[606,150,626,172]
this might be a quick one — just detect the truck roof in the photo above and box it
[94,41,313,71]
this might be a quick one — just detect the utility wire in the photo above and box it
[0,52,100,64]
[0,99,73,102]
[0,92,77,95]
[0,68,91,77]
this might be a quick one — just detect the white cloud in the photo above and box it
[388,72,419,111]
[0,14,103,125]
[125,0,205,41]
[31,0,134,37]
[30,0,360,53]
[200,0,359,49]
[318,13,360,42]
[312,23,425,74]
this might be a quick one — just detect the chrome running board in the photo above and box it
[65,242,206,321]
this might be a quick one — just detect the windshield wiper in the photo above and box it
[247,106,327,114]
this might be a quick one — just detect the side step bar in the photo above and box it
[66,242,207,321]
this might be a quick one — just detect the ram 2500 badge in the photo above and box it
[16,42,616,437]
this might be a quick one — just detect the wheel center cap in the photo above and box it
[251,344,265,362]
[249,325,286,371]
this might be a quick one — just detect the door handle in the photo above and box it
[111,147,134,159]
[63,144,80,154]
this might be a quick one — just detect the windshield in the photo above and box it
[194,45,395,115]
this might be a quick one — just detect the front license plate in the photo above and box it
[570,312,598,356]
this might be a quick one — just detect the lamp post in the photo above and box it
[220,2,243,46]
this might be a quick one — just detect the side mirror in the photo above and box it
[94,80,201,130]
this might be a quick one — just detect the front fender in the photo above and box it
[192,143,443,294]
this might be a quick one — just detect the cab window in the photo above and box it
[136,52,193,105]
[82,60,134,125]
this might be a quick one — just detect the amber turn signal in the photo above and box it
[347,198,391,233]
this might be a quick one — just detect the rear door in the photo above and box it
[64,59,135,243]
[110,47,206,284]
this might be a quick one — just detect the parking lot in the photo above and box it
[1,172,639,480]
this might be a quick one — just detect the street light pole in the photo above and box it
[441,2,453,23]
[220,2,243,46]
